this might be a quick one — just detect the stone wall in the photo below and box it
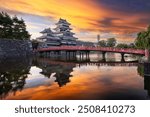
[0,39,32,59]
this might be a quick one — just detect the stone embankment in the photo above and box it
[0,39,32,59]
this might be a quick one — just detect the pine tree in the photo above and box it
[12,16,20,39]
[12,17,30,40]
[0,12,30,40]
[0,12,13,39]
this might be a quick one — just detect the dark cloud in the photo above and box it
[88,17,143,34]
[97,18,120,28]
[96,0,150,14]
[135,18,150,26]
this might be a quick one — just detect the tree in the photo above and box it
[128,43,135,48]
[0,12,30,40]
[135,25,150,49]
[0,12,13,39]
[116,43,129,48]
[12,16,20,39]
[31,39,39,49]
[107,38,116,47]
[116,43,135,48]
[137,65,144,77]
[98,40,107,47]
[12,17,30,40]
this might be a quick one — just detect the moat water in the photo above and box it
[0,53,149,100]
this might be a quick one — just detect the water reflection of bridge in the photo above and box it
[34,58,75,87]
[36,58,139,67]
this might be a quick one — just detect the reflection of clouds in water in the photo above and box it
[6,65,145,100]
[2,55,147,100]
[27,66,42,80]
[100,77,113,85]
[25,67,56,89]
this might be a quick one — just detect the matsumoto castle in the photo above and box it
[36,18,94,47]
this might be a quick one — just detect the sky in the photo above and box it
[0,0,150,43]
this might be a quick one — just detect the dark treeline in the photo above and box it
[98,25,150,50]
[98,38,117,47]
[98,38,135,48]
[0,12,30,40]
[116,43,135,49]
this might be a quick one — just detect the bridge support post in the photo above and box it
[102,52,106,60]
[39,52,43,57]
[145,49,150,61]
[58,51,61,56]
[121,53,125,62]
[79,51,83,61]
[79,52,81,60]
[46,51,48,57]
[68,51,70,59]
[65,51,68,57]
[88,51,90,59]
[49,51,51,57]
[65,51,68,60]
[85,51,88,59]
[88,51,89,58]
[73,51,77,58]
[43,52,46,57]
[81,52,84,60]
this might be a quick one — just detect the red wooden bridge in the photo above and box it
[37,46,146,55]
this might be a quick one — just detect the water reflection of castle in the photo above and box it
[36,58,150,98]
[34,57,139,87]
[33,58,75,87]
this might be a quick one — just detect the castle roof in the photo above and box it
[40,28,53,34]
[56,18,71,25]
[36,18,78,44]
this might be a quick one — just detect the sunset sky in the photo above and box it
[0,0,150,43]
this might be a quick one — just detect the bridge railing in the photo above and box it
[68,46,144,54]
[37,45,145,55]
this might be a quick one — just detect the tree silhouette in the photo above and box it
[135,25,150,49]
[0,12,30,40]
[0,12,13,39]
[107,38,117,47]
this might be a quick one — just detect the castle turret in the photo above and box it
[54,18,77,45]
[36,18,78,47]
[36,28,61,47]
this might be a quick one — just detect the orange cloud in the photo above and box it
[0,0,149,42]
